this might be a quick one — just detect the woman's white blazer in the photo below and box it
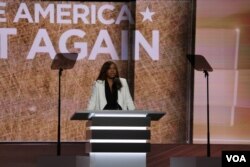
[87,78,135,110]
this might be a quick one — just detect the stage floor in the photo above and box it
[0,143,249,167]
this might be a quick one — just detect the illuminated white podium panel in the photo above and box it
[71,110,165,167]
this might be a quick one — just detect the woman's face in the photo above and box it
[106,64,117,79]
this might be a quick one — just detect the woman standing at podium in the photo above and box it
[87,61,135,110]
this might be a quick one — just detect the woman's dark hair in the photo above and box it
[96,61,122,90]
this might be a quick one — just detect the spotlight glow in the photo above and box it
[88,113,147,118]
[89,126,147,130]
[89,139,148,143]
[90,153,146,155]
[95,114,146,117]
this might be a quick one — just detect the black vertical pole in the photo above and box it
[204,70,210,157]
[57,68,63,156]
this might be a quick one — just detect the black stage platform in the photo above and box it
[1,143,250,167]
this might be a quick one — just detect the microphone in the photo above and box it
[113,77,122,90]
[113,77,120,82]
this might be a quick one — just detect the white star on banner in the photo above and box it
[140,7,155,22]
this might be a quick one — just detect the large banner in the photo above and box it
[0,0,192,143]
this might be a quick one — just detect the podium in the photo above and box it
[71,110,165,167]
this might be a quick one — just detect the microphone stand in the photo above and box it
[57,68,63,156]
[187,54,213,157]
[51,53,78,157]
[204,70,210,157]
